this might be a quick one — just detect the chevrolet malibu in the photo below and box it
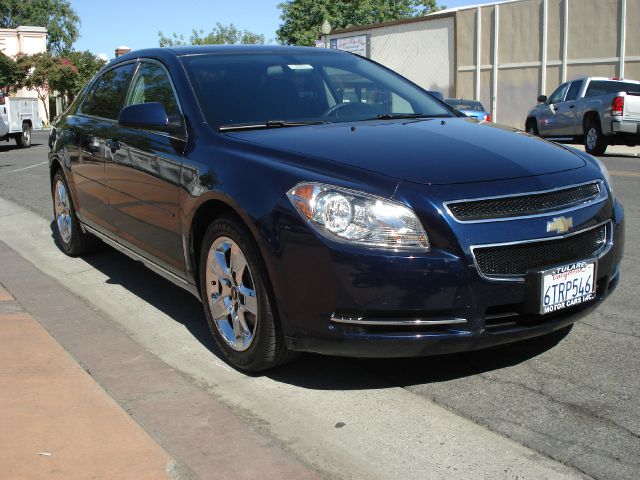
[49,46,624,371]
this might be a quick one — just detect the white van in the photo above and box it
[0,92,43,148]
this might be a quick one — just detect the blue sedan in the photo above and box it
[49,46,624,371]
[445,98,492,122]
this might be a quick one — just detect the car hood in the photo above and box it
[225,117,586,185]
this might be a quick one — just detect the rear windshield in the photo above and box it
[180,52,453,128]
[585,80,640,97]
[445,99,485,111]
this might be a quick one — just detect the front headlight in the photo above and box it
[287,182,429,252]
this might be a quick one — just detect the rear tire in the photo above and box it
[584,118,607,155]
[52,170,99,256]
[199,215,297,372]
[16,122,31,148]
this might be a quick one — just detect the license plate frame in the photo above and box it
[539,260,597,315]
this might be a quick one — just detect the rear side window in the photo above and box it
[585,80,640,97]
[82,63,135,119]
[125,62,181,121]
[565,80,583,101]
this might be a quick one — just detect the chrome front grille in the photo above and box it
[473,223,608,278]
[446,181,604,222]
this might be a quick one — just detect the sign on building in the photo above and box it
[332,35,370,57]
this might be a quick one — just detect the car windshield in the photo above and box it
[446,99,485,112]
[180,51,454,129]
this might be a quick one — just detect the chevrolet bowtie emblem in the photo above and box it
[547,216,573,234]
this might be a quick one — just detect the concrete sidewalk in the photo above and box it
[0,243,321,480]
[0,284,176,479]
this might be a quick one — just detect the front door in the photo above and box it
[538,83,569,137]
[106,60,186,276]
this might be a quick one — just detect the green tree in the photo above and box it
[158,22,265,47]
[16,53,54,120]
[0,0,80,54]
[66,50,106,97]
[277,0,443,46]
[0,52,29,93]
[16,51,100,120]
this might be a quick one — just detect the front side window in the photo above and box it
[180,52,453,128]
[548,83,569,104]
[125,62,181,121]
[82,63,135,119]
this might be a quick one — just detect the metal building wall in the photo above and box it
[456,0,640,128]
[328,15,455,97]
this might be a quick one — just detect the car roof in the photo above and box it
[113,44,346,62]
[568,76,640,84]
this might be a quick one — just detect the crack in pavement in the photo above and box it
[477,373,640,441]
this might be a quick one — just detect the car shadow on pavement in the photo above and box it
[0,142,42,153]
[49,222,571,391]
[601,153,639,158]
[267,326,571,390]
[49,222,219,356]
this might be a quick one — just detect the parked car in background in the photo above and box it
[49,46,623,372]
[0,91,42,148]
[525,77,640,155]
[445,98,491,122]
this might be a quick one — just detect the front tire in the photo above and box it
[526,118,539,136]
[199,215,296,371]
[16,122,31,148]
[52,170,99,256]
[584,118,608,155]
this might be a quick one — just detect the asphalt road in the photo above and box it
[1,131,639,479]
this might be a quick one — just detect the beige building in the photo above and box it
[327,0,639,128]
[0,26,49,122]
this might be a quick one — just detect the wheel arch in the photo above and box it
[49,156,63,185]
[188,197,257,291]
[525,116,538,129]
[583,110,601,131]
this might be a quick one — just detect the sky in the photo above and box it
[70,0,497,58]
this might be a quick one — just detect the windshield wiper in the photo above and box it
[374,113,449,120]
[219,120,329,132]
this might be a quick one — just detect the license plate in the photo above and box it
[540,260,596,314]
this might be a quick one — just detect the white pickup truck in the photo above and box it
[525,77,640,155]
[0,92,43,148]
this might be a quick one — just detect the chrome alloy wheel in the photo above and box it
[586,127,598,151]
[205,237,258,351]
[54,179,72,244]
[22,125,30,144]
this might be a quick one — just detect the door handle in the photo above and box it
[569,105,575,109]
[106,139,120,153]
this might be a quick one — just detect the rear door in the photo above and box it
[106,60,186,276]
[69,62,135,233]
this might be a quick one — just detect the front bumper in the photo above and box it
[269,179,624,358]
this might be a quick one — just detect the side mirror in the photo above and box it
[118,102,184,135]
[537,95,548,104]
